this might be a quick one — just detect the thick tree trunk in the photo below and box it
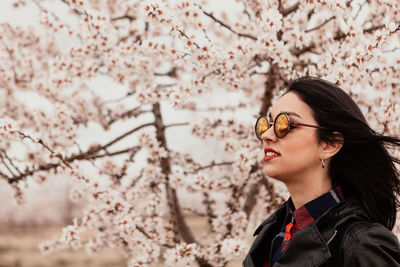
[152,102,211,266]
[243,64,279,218]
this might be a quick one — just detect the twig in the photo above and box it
[201,68,221,83]
[164,122,189,129]
[111,15,136,21]
[32,0,81,39]
[5,44,31,85]
[83,146,140,160]
[18,131,74,169]
[135,225,152,239]
[183,160,235,175]
[383,47,400,53]
[131,169,144,187]
[101,122,155,150]
[201,10,257,40]
[334,23,394,41]
[202,192,216,228]
[279,1,300,17]
[107,107,150,126]
[202,29,211,42]
[305,16,335,33]
[0,154,17,177]
[353,2,366,20]
[1,150,23,175]
[104,92,134,104]
[176,28,200,49]
[241,2,252,20]
[60,0,83,16]
[0,170,10,180]
[290,43,316,57]
[154,67,177,77]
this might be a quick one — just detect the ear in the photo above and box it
[320,132,344,159]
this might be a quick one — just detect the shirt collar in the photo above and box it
[285,184,345,230]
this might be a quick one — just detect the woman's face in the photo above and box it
[261,92,323,183]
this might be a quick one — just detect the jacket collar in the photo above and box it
[244,196,370,267]
[288,185,345,230]
[253,185,345,236]
[253,201,286,236]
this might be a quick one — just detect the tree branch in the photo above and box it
[7,122,153,184]
[293,22,398,57]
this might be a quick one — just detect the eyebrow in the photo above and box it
[269,111,302,119]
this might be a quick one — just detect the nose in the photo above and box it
[261,125,276,142]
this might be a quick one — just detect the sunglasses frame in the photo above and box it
[255,112,329,140]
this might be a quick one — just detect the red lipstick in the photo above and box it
[264,148,280,162]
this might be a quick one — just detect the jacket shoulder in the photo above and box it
[342,221,400,266]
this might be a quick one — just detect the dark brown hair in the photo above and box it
[285,76,400,230]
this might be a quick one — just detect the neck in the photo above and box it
[285,172,333,210]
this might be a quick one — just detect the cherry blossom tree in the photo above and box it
[0,0,399,266]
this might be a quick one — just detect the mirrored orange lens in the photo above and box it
[256,117,269,139]
[275,114,289,137]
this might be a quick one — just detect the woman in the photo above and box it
[243,77,400,267]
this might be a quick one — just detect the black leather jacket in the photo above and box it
[243,196,400,267]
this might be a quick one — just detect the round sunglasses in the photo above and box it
[255,112,329,140]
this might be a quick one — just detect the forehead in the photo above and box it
[270,92,313,119]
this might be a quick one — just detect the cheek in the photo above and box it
[263,132,321,180]
[282,135,320,165]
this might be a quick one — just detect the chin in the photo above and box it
[264,168,290,183]
[264,170,282,181]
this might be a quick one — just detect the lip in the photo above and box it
[264,148,280,162]
[264,148,280,154]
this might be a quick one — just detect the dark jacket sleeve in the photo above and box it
[343,222,400,267]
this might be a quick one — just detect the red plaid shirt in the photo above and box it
[264,185,345,267]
